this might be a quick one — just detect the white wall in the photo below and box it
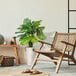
[0,0,68,38]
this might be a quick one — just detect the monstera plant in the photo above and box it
[15,18,46,65]
[15,18,46,47]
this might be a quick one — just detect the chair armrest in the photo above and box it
[37,40,53,50]
[38,40,52,46]
[61,41,75,47]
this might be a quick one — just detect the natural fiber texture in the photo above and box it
[14,72,49,76]
[1,56,15,66]
[0,69,49,76]
[54,33,76,51]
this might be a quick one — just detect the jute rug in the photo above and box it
[0,69,49,76]
[13,72,49,76]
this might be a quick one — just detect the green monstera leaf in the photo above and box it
[15,18,46,47]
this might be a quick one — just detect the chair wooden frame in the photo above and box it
[30,32,76,73]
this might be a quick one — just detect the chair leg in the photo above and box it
[30,53,40,69]
[55,55,63,73]
[0,55,4,64]
[49,56,57,65]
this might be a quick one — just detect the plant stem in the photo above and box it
[29,41,33,47]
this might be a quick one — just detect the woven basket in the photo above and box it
[1,56,15,66]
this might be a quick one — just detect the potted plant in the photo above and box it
[15,18,46,65]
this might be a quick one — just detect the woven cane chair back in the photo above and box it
[52,32,76,52]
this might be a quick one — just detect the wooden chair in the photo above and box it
[30,32,76,73]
